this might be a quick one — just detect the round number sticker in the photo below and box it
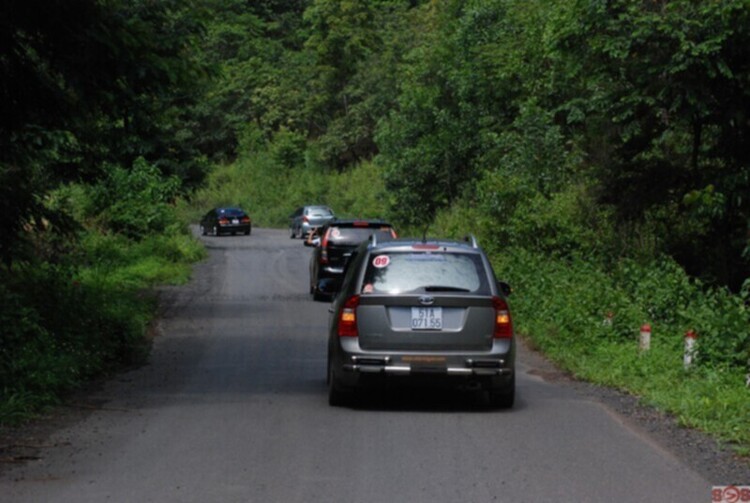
[372,255,390,268]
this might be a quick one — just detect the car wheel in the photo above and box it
[212,225,219,236]
[328,365,349,407]
[489,378,515,409]
[245,226,251,236]
[312,287,327,302]
[290,227,295,239]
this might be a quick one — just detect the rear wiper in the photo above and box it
[423,285,471,292]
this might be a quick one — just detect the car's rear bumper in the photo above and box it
[218,224,251,234]
[331,338,515,392]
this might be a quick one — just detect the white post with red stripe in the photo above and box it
[684,330,697,369]
[639,323,651,352]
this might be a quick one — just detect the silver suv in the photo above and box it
[326,236,515,408]
[289,205,335,239]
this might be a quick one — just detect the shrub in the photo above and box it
[89,158,180,239]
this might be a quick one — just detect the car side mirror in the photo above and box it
[498,281,512,296]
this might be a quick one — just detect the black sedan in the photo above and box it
[200,207,252,236]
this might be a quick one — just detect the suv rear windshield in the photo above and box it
[327,226,395,245]
[361,251,490,294]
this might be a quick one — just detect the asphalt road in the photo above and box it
[0,228,724,502]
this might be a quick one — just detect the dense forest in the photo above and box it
[2,0,749,446]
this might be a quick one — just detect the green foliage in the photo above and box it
[488,246,750,447]
[559,0,750,288]
[0,225,204,423]
[0,263,150,423]
[270,129,308,170]
[88,159,181,240]
[1,0,212,265]
[187,147,390,228]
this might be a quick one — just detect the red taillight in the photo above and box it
[320,228,331,264]
[353,221,369,227]
[218,217,229,225]
[241,216,250,223]
[390,229,398,238]
[303,216,310,223]
[337,295,360,337]
[492,296,513,339]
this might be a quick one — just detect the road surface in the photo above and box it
[0,228,729,502]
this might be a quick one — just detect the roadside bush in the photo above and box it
[89,158,181,239]
[0,217,204,423]
[0,263,151,423]
[490,246,750,445]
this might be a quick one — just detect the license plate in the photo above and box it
[232,218,239,224]
[411,307,442,330]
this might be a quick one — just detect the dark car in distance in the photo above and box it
[326,235,515,408]
[200,207,252,236]
[309,219,397,301]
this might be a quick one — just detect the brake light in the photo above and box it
[218,218,229,225]
[492,296,513,339]
[412,244,439,250]
[338,295,360,337]
[320,228,331,264]
[390,229,398,238]
[353,221,369,227]
[241,216,250,223]
[303,216,310,223]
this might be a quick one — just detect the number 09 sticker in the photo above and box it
[372,255,390,268]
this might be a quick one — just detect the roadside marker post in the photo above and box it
[639,323,651,352]
[684,330,697,369]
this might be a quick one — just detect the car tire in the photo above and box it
[328,365,349,407]
[312,287,327,302]
[489,378,515,409]
[212,225,219,236]
[245,226,251,236]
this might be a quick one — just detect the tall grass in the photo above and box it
[0,223,205,424]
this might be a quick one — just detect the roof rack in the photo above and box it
[464,234,479,248]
